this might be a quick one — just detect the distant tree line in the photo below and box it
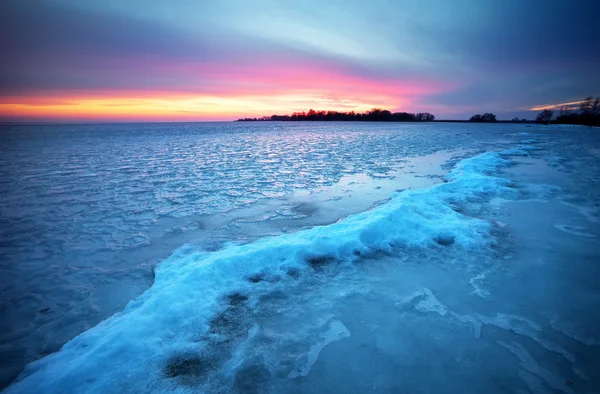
[236,108,435,122]
[235,96,600,125]
[535,96,600,126]
[469,113,497,122]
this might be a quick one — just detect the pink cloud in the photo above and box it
[1,52,460,121]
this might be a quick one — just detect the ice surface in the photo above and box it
[0,123,471,387]
[4,144,519,392]
[2,122,600,393]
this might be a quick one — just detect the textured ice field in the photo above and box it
[1,122,599,393]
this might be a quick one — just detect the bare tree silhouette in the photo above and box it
[536,109,554,124]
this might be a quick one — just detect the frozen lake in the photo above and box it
[1,122,599,393]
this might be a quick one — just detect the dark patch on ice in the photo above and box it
[246,272,281,284]
[286,267,301,279]
[200,241,225,252]
[451,205,464,213]
[292,202,318,217]
[164,355,214,379]
[434,234,455,246]
[369,198,391,209]
[209,310,240,337]
[149,265,157,282]
[234,364,271,394]
[169,295,259,385]
[207,294,253,341]
[225,293,248,306]
[415,174,443,179]
[38,307,50,314]
[306,255,337,270]
[247,273,265,283]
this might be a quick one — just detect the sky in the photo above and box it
[0,0,599,122]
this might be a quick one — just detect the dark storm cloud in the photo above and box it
[0,0,234,93]
[431,1,599,71]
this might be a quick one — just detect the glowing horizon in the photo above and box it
[0,61,456,122]
[0,93,397,122]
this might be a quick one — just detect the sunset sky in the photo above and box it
[1,0,599,122]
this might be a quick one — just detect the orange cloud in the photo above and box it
[529,100,585,111]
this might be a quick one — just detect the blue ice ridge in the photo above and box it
[5,148,527,393]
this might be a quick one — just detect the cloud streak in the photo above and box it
[529,100,586,111]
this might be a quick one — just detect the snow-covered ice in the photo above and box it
[1,122,599,393]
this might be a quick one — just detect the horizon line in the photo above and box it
[0,118,535,127]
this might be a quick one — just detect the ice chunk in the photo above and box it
[288,320,351,378]
[415,288,448,316]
